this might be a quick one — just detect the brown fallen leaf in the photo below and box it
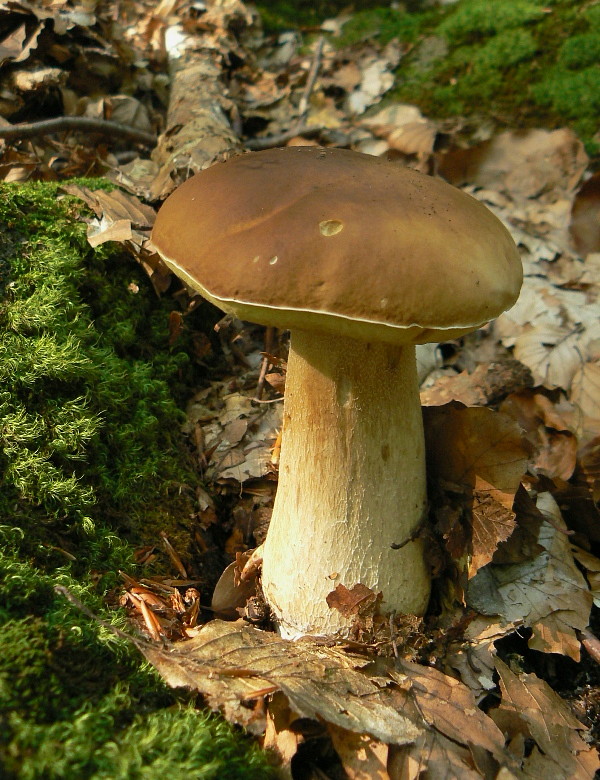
[492,658,600,778]
[326,583,382,619]
[140,619,422,743]
[420,361,532,408]
[263,692,303,777]
[424,403,530,572]
[470,477,517,577]
[438,128,588,200]
[328,724,389,780]
[468,492,592,661]
[570,171,600,256]
[392,660,512,768]
[424,404,529,498]
[501,390,578,481]
[389,729,483,780]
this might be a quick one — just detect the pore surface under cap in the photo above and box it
[152,146,522,344]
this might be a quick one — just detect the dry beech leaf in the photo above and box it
[438,128,588,199]
[470,476,517,577]
[211,552,257,619]
[492,658,600,778]
[389,729,483,780]
[513,323,585,391]
[424,404,529,495]
[326,583,382,618]
[500,391,578,481]
[468,493,592,660]
[140,619,421,743]
[424,403,529,570]
[392,660,514,769]
[571,361,600,422]
[570,171,600,257]
[420,361,532,409]
[263,692,303,775]
[328,724,389,780]
[571,546,600,607]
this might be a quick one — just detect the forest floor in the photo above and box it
[1,0,600,778]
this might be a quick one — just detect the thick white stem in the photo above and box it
[261,330,430,638]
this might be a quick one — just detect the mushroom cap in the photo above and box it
[151,146,522,345]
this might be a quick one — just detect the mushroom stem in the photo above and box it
[262,329,430,639]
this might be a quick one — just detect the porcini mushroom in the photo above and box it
[151,146,522,639]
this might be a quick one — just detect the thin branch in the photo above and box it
[245,37,325,152]
[297,35,325,122]
[0,117,157,146]
[245,124,324,151]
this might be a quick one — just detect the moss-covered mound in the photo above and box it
[0,182,274,779]
[261,0,600,156]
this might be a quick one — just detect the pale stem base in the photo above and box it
[261,329,431,639]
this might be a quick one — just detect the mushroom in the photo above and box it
[151,146,522,639]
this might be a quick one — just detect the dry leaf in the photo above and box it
[424,404,529,571]
[571,546,600,607]
[439,128,588,200]
[326,583,382,618]
[492,658,600,778]
[424,404,529,494]
[513,323,585,391]
[389,729,482,780]
[470,477,517,577]
[393,660,512,767]
[500,391,578,481]
[141,619,421,743]
[570,172,600,256]
[328,724,389,780]
[468,493,592,660]
[211,552,257,619]
[264,692,302,775]
[571,361,600,422]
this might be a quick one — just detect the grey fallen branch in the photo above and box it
[245,124,324,151]
[0,116,157,146]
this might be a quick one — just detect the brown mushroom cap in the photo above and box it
[152,146,522,345]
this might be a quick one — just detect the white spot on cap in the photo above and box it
[252,255,260,263]
[380,298,388,308]
[269,256,279,265]
[319,219,344,237]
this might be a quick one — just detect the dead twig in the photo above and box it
[0,117,156,146]
[245,124,324,151]
[296,36,325,123]
[245,39,325,151]
[579,627,600,665]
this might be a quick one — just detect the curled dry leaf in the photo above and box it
[424,404,529,496]
[420,361,532,409]
[500,391,578,481]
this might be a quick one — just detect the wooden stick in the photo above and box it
[0,116,156,145]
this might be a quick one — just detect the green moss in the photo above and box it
[436,0,545,43]
[387,0,600,155]
[334,7,426,48]
[0,182,275,779]
[558,33,600,69]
